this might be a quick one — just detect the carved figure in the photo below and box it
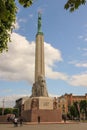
[53,97,57,109]
[31,98,38,109]
[31,75,48,97]
[38,75,48,96]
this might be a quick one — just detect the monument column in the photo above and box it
[31,12,48,97]
[22,13,62,122]
[35,13,45,82]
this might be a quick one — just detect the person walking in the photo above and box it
[19,117,23,126]
[13,118,18,127]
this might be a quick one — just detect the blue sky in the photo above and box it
[1,0,87,106]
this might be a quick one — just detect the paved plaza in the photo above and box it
[0,123,87,130]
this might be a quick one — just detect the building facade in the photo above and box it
[15,97,29,116]
[58,93,87,115]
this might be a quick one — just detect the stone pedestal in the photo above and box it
[22,97,62,122]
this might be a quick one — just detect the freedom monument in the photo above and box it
[22,13,62,122]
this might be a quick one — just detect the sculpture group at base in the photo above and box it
[31,75,48,97]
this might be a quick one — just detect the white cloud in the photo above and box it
[84,37,87,41]
[82,53,87,56]
[18,18,27,23]
[0,32,67,84]
[14,21,20,30]
[67,60,87,87]
[68,73,87,87]
[78,35,87,42]
[68,60,87,68]
[75,63,87,67]
[68,60,77,65]
[29,14,33,18]
[0,33,35,83]
[45,66,68,80]
[1,33,87,88]
[78,35,83,39]
[45,43,62,66]
[79,34,87,42]
[82,48,87,51]
[13,18,27,31]
[0,89,13,93]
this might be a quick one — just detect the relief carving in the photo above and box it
[31,98,38,109]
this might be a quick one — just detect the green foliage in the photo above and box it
[12,108,19,117]
[0,108,12,115]
[80,100,87,113]
[0,0,17,53]
[69,100,87,119]
[0,108,19,116]
[0,0,34,53]
[0,108,2,115]
[4,108,12,115]
[18,0,33,7]
[69,105,78,117]
[64,0,86,12]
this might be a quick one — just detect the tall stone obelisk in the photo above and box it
[35,12,45,82]
[31,12,48,97]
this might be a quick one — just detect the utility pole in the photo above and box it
[77,102,80,121]
[2,99,5,115]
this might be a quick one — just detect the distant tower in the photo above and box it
[31,12,48,97]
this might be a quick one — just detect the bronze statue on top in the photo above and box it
[37,12,43,34]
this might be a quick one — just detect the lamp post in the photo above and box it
[86,105,87,120]
[77,102,80,121]
[2,99,5,115]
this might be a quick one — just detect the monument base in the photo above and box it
[22,109,62,122]
[22,97,62,122]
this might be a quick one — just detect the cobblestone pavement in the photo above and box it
[0,123,87,130]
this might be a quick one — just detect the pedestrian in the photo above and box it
[38,116,40,124]
[7,116,10,122]
[19,117,23,126]
[13,118,18,127]
[62,114,67,123]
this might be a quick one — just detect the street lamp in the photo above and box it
[2,99,4,115]
[77,102,80,121]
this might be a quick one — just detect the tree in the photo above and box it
[0,107,19,116]
[0,108,2,115]
[64,0,86,12]
[4,108,12,115]
[68,100,87,120]
[18,0,33,7]
[80,100,87,119]
[0,0,87,53]
[0,0,17,53]
[69,105,78,119]
[12,108,19,117]
[19,0,87,11]
[0,0,34,53]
